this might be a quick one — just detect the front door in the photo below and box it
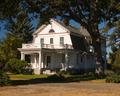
[46,56,51,68]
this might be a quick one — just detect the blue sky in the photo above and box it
[0,21,7,39]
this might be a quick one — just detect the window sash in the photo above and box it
[60,37,64,45]
[50,38,53,44]
[40,38,44,44]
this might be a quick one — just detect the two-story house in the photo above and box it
[18,19,96,74]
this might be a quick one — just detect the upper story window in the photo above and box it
[49,29,55,33]
[50,38,53,44]
[60,37,64,45]
[40,38,44,45]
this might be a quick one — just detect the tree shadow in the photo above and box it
[10,74,103,86]
[10,75,83,86]
[11,78,64,86]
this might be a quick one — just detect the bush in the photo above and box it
[5,59,32,74]
[0,71,10,86]
[106,73,120,83]
[105,70,114,76]
[112,49,120,72]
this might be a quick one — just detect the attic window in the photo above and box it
[49,29,55,33]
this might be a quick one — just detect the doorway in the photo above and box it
[46,56,51,68]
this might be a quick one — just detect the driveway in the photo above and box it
[0,82,120,96]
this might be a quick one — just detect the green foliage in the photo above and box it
[0,12,33,66]
[57,71,105,82]
[5,59,32,74]
[112,49,120,71]
[106,72,120,83]
[0,34,22,63]
[0,0,21,19]
[9,74,48,80]
[7,12,33,43]
[0,71,10,86]
[106,70,120,83]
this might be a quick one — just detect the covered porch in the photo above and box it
[19,48,73,74]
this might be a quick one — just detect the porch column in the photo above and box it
[39,51,42,72]
[21,52,25,60]
[34,54,37,68]
[41,53,44,68]
[65,52,69,70]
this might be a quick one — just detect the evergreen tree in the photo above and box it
[0,12,33,66]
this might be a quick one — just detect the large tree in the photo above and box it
[26,0,120,74]
[0,12,33,68]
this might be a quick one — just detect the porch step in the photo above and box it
[43,70,56,75]
[34,68,40,74]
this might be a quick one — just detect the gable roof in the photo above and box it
[33,18,91,38]
[33,24,47,35]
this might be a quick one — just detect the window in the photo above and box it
[60,37,64,45]
[40,38,44,44]
[50,38,53,44]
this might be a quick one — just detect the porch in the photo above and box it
[20,49,73,74]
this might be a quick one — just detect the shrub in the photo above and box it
[112,49,120,72]
[105,70,114,76]
[5,59,32,74]
[0,71,10,86]
[106,73,120,83]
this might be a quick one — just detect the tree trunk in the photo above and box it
[87,25,104,75]
[93,37,104,74]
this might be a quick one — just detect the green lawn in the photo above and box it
[8,74,106,86]
[9,74,48,80]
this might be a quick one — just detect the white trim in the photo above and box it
[50,19,70,32]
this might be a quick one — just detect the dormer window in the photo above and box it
[49,29,55,33]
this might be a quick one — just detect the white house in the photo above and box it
[18,19,96,74]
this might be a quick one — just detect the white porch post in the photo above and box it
[65,52,68,70]
[41,53,43,68]
[39,51,42,73]
[34,54,37,68]
[21,52,25,60]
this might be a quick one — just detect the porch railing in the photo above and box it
[22,43,73,49]
[22,43,40,49]
[41,44,73,49]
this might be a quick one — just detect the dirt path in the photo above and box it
[0,82,120,96]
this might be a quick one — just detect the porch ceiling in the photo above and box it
[18,48,82,54]
[18,48,41,54]
[42,48,75,53]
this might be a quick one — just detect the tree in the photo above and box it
[0,12,33,66]
[7,12,33,43]
[107,19,120,71]
[26,0,120,74]
[110,20,120,48]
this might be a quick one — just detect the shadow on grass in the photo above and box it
[10,75,68,86]
[10,74,105,86]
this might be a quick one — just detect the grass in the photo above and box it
[9,74,48,80]
[89,79,106,83]
[7,73,106,86]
